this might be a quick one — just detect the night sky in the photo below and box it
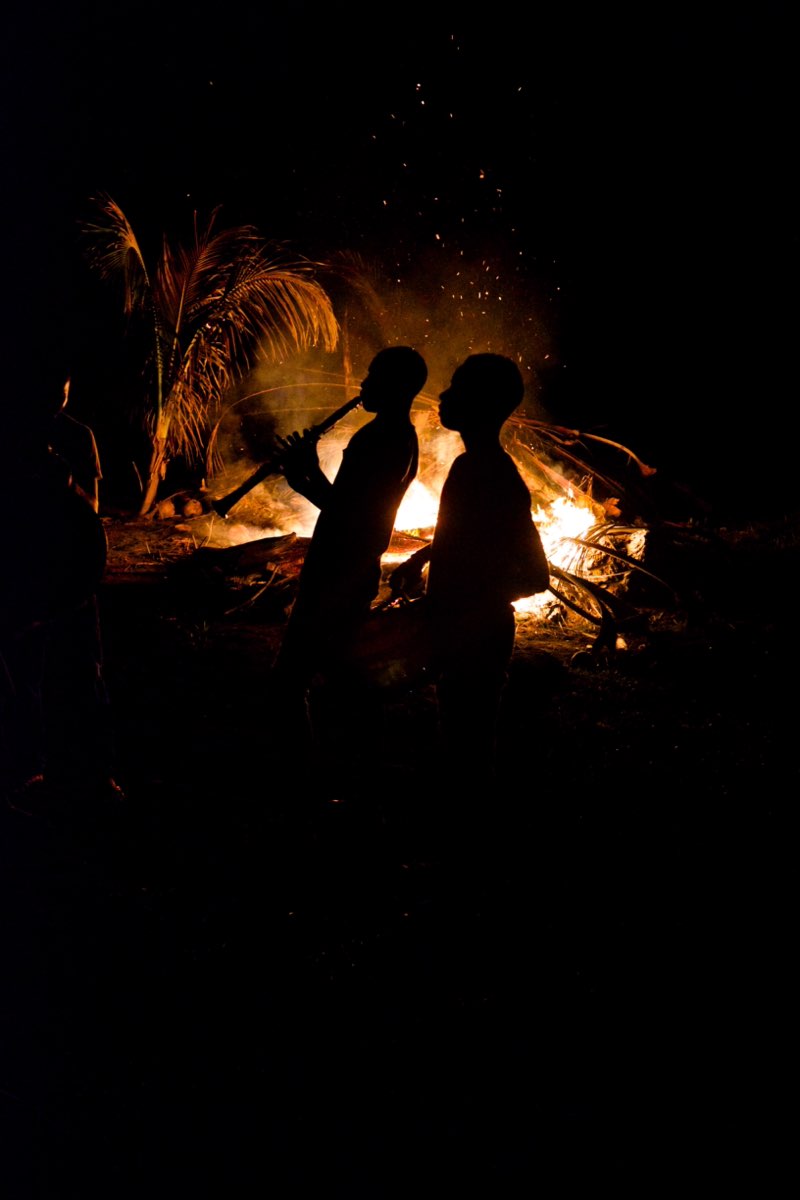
[3,5,797,516]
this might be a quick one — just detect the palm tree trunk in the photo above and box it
[341,310,353,395]
[139,437,169,515]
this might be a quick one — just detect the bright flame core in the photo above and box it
[514,494,596,614]
[395,478,439,534]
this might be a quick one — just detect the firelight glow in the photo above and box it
[394,478,439,534]
[388,475,601,617]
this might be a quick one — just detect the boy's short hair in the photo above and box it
[372,346,428,395]
[455,353,524,422]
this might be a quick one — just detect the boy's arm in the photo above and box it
[389,543,432,597]
[276,429,334,510]
[72,475,100,513]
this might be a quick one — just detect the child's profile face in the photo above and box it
[359,366,380,412]
[437,386,459,430]
[359,358,404,413]
[438,369,476,431]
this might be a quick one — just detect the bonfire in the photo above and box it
[155,372,681,667]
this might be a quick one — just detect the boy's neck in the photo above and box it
[373,406,412,424]
[460,428,503,453]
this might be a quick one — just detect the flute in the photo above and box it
[210,393,363,518]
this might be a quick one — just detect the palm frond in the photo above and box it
[218,262,339,356]
[510,415,657,479]
[570,533,678,599]
[83,199,342,474]
[159,263,337,464]
[546,565,619,636]
[81,193,151,317]
[547,563,647,655]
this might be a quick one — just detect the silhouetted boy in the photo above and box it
[272,346,428,774]
[390,353,550,787]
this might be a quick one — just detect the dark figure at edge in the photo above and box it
[1,362,123,816]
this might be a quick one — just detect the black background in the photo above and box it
[3,5,797,517]
[2,9,796,1194]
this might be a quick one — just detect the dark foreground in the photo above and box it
[2,514,796,1196]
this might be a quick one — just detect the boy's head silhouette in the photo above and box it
[439,353,524,435]
[360,346,428,414]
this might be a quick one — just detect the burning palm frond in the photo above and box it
[535,515,683,656]
[567,525,679,602]
[547,564,622,632]
[544,561,653,660]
